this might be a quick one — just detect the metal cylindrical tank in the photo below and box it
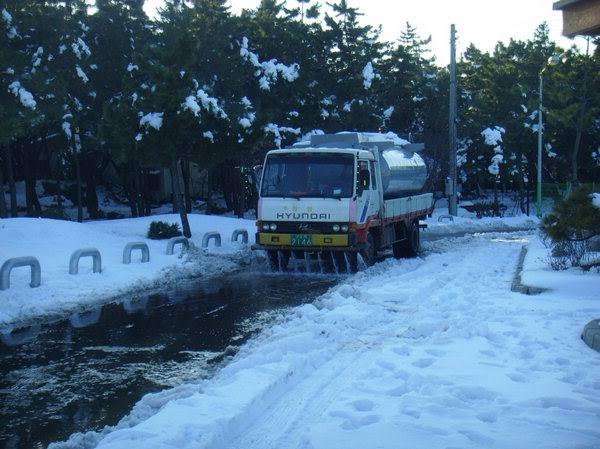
[379,148,427,199]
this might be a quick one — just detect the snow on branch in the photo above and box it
[362,62,380,89]
[8,81,36,109]
[238,96,256,130]
[75,65,89,83]
[181,89,228,121]
[264,123,301,148]
[139,112,164,131]
[2,8,17,39]
[481,126,505,176]
[72,37,91,60]
[240,37,299,91]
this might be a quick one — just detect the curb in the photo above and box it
[511,245,547,295]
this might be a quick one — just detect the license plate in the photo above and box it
[291,234,312,246]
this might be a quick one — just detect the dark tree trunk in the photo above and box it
[171,160,191,238]
[181,159,192,213]
[84,152,99,218]
[126,160,139,218]
[23,141,41,215]
[140,168,151,216]
[75,152,83,222]
[6,144,17,217]
[0,147,7,218]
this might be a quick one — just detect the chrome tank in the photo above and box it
[379,149,427,199]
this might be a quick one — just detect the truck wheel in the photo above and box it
[333,252,347,274]
[393,221,420,258]
[406,220,420,257]
[347,252,358,273]
[360,233,376,267]
[320,251,335,273]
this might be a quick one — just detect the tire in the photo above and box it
[393,220,420,258]
[360,233,376,267]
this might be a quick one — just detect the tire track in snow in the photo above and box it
[206,238,526,449]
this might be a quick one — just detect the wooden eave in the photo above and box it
[553,0,600,37]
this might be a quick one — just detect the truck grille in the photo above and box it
[259,221,347,234]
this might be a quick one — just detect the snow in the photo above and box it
[362,61,376,89]
[0,214,256,326]
[71,38,91,59]
[182,95,201,116]
[359,131,410,147]
[481,126,504,146]
[383,106,394,119]
[139,112,163,131]
[202,130,214,142]
[7,81,36,109]
[127,63,139,72]
[264,123,301,147]
[592,193,600,208]
[2,8,12,24]
[182,90,228,120]
[75,65,89,83]
[240,36,299,90]
[62,122,72,140]
[53,231,600,449]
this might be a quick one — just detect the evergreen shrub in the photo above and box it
[147,221,182,240]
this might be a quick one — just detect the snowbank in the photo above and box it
[521,234,600,296]
[53,234,600,449]
[0,214,255,326]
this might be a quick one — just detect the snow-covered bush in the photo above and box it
[541,187,600,269]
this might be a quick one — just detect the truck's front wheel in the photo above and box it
[360,233,376,267]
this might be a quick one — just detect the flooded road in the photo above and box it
[0,273,338,449]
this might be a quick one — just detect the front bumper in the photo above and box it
[251,232,365,252]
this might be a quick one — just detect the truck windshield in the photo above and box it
[261,153,355,199]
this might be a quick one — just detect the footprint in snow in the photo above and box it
[412,358,436,368]
[425,348,446,357]
[350,399,375,412]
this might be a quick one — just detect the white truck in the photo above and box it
[252,132,434,272]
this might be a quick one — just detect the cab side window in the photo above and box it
[357,160,370,195]
[370,161,377,189]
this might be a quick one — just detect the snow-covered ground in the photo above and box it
[0,214,255,326]
[50,231,600,449]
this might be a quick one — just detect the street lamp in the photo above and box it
[537,54,563,218]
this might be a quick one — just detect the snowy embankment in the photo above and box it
[0,214,255,326]
[427,206,539,237]
[54,233,600,449]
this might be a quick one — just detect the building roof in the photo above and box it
[553,0,600,37]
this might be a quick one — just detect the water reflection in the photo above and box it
[0,272,337,448]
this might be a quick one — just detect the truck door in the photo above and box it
[357,160,376,224]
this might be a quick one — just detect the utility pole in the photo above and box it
[448,24,458,216]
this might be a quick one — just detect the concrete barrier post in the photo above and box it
[231,229,249,244]
[202,232,222,248]
[0,256,41,290]
[123,242,150,264]
[69,248,102,275]
[166,237,189,255]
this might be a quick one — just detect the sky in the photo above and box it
[143,0,592,66]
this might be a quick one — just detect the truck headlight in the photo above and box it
[262,224,270,231]
[332,224,340,232]
[269,223,277,231]
[341,225,349,232]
